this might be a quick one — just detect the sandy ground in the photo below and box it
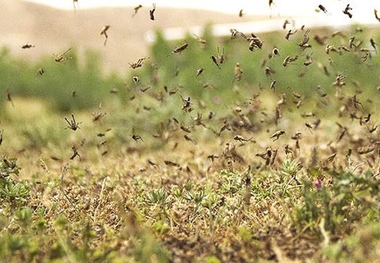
[1,1,268,75]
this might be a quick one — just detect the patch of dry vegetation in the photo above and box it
[1,4,380,262]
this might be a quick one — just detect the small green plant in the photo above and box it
[293,170,380,235]
[145,188,167,205]
[218,169,244,194]
[0,157,19,178]
[0,158,29,205]
[279,159,301,182]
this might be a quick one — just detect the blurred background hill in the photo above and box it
[1,0,266,74]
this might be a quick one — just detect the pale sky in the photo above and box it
[25,0,380,25]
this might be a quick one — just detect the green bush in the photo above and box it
[0,47,124,112]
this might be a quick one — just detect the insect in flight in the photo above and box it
[100,25,110,46]
[21,43,35,49]
[64,114,81,131]
[150,3,156,20]
[342,4,353,18]
[318,5,330,15]
[54,48,72,62]
[172,43,189,54]
[374,9,380,22]
[132,4,143,17]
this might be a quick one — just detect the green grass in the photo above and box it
[1,23,380,262]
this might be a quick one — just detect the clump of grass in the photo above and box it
[293,170,380,236]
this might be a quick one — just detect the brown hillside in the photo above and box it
[2,1,266,75]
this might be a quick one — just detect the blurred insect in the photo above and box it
[139,86,151,92]
[0,130,3,145]
[333,73,346,87]
[298,30,311,49]
[359,113,371,125]
[357,146,374,155]
[335,123,347,142]
[211,52,222,69]
[54,48,72,62]
[239,9,244,17]
[64,114,81,131]
[269,0,280,17]
[129,57,148,69]
[285,29,297,40]
[184,134,197,145]
[301,112,315,118]
[256,147,273,166]
[360,48,372,61]
[374,9,380,22]
[317,62,330,76]
[283,55,298,67]
[180,124,192,133]
[207,154,219,162]
[181,96,192,112]
[314,35,328,45]
[196,68,204,77]
[172,43,188,54]
[270,80,276,90]
[234,63,243,81]
[92,104,106,122]
[70,145,80,160]
[339,45,350,52]
[164,160,180,167]
[219,120,232,135]
[193,33,206,44]
[343,4,352,18]
[270,130,285,141]
[269,0,275,9]
[97,140,107,148]
[304,53,313,66]
[292,92,302,99]
[150,3,156,20]
[268,48,279,59]
[282,19,293,30]
[230,28,239,39]
[132,76,140,83]
[265,66,275,77]
[247,34,263,51]
[370,38,377,53]
[132,134,143,142]
[216,48,225,64]
[234,135,254,143]
[325,44,338,54]
[38,68,45,75]
[132,4,142,17]
[72,0,79,10]
[97,128,111,137]
[230,28,247,40]
[305,122,314,132]
[6,90,14,107]
[277,93,286,106]
[368,124,378,133]
[318,4,330,15]
[285,144,294,157]
[166,86,178,95]
[21,43,34,49]
[322,153,337,167]
[352,94,363,109]
[348,36,362,49]
[100,25,110,46]
[110,88,119,95]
